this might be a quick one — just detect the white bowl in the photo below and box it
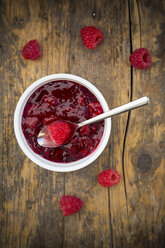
[14,74,111,172]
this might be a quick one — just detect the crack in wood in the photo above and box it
[62,173,65,248]
[121,0,134,219]
[136,0,142,47]
[107,144,114,248]
[108,188,114,248]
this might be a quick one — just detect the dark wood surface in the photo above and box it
[0,0,165,247]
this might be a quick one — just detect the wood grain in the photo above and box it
[124,1,165,247]
[0,0,164,247]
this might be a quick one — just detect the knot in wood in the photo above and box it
[137,154,152,173]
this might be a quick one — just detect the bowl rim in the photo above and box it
[14,73,111,172]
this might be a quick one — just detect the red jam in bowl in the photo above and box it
[21,80,104,163]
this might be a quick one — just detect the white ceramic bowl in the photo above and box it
[14,74,111,172]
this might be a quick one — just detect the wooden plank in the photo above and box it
[123,0,165,247]
[0,0,67,247]
[63,0,130,247]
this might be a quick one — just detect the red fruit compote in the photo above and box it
[21,80,104,163]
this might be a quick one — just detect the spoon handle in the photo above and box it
[78,96,149,128]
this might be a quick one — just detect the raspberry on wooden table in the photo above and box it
[81,26,103,49]
[97,169,121,187]
[60,195,83,216]
[22,40,42,60]
[129,48,152,69]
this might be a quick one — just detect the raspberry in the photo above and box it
[23,104,33,116]
[88,102,103,117]
[24,103,43,117]
[129,48,152,69]
[81,26,103,49]
[60,195,83,216]
[24,117,39,129]
[47,121,71,146]
[97,169,121,187]
[22,40,42,60]
[79,125,90,135]
[42,115,56,125]
[42,95,57,105]
[80,149,88,157]
[77,96,85,105]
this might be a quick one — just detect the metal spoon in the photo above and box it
[37,96,149,148]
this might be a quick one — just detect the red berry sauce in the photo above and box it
[21,80,104,163]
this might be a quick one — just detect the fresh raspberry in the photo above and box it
[47,121,71,146]
[22,40,42,60]
[81,26,103,49]
[60,195,83,216]
[97,169,121,187]
[129,48,152,69]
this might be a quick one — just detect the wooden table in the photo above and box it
[0,0,164,247]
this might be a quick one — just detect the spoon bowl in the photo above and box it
[37,121,78,147]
